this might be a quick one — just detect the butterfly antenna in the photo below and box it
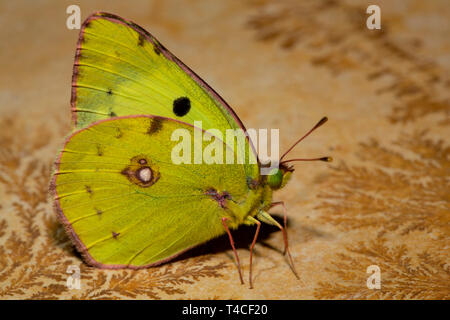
[281,156,333,165]
[279,116,328,162]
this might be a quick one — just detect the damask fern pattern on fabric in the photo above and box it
[312,132,449,299]
[316,131,449,237]
[247,0,450,125]
[315,238,449,299]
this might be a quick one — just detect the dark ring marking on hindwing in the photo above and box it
[121,155,160,188]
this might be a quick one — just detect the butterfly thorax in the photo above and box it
[217,181,271,229]
[219,162,296,228]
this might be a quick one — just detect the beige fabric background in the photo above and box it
[0,0,448,299]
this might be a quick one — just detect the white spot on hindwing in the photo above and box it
[137,167,152,183]
[121,155,160,187]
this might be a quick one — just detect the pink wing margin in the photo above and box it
[71,12,258,160]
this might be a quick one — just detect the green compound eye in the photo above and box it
[267,168,283,190]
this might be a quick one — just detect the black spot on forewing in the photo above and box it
[112,231,120,239]
[107,89,113,95]
[173,97,191,117]
[110,111,117,117]
[85,185,93,196]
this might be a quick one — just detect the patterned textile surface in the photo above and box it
[0,0,448,299]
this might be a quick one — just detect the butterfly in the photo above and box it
[50,12,331,288]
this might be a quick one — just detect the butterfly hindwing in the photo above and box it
[52,116,257,267]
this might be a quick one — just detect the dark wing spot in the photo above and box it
[121,155,160,188]
[115,128,123,139]
[154,46,161,55]
[110,111,117,117]
[121,168,132,177]
[85,185,93,196]
[107,89,113,95]
[173,97,191,117]
[205,188,231,209]
[147,118,163,134]
[95,208,102,215]
[112,231,120,239]
[138,34,145,46]
[96,144,104,156]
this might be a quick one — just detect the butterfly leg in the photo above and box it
[244,216,261,289]
[257,205,299,279]
[270,201,288,255]
[221,217,244,285]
